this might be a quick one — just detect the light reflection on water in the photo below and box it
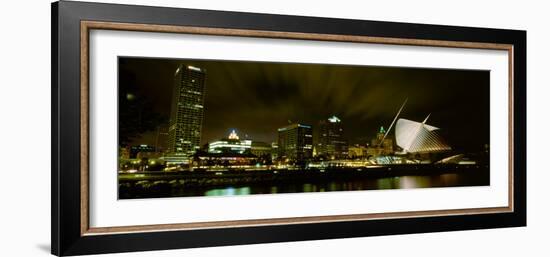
[205,187,251,196]
[201,172,487,197]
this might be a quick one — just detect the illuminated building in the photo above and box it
[167,65,206,160]
[317,116,348,159]
[193,152,258,169]
[277,123,313,163]
[271,142,279,160]
[154,124,169,153]
[395,117,451,153]
[208,130,252,154]
[119,147,130,159]
[136,151,162,160]
[197,130,259,169]
[251,141,272,157]
[129,144,155,158]
[348,144,367,159]
[373,99,450,154]
[370,126,394,155]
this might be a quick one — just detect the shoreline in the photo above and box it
[118,164,490,199]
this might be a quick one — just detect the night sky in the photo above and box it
[119,57,490,152]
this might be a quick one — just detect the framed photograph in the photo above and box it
[52,1,526,256]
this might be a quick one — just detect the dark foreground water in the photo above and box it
[119,167,490,199]
[199,172,488,197]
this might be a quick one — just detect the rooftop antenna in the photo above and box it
[379,98,408,146]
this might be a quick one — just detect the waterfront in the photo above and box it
[117,58,491,200]
[118,165,489,199]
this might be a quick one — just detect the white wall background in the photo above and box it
[0,0,547,256]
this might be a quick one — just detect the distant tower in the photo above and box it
[277,123,313,164]
[377,126,385,141]
[318,116,348,159]
[371,126,393,155]
[167,65,206,158]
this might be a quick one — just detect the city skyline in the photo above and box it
[119,57,490,152]
[118,57,491,199]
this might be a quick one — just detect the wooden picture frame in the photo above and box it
[52,1,526,255]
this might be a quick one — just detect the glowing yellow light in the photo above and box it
[228,129,239,140]
[187,66,201,72]
[328,116,341,123]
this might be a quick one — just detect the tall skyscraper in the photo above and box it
[167,65,206,160]
[317,116,348,159]
[277,123,313,164]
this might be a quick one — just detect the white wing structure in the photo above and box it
[395,118,451,153]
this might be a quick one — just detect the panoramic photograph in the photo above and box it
[117,57,490,199]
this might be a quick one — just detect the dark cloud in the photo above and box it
[119,57,489,151]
